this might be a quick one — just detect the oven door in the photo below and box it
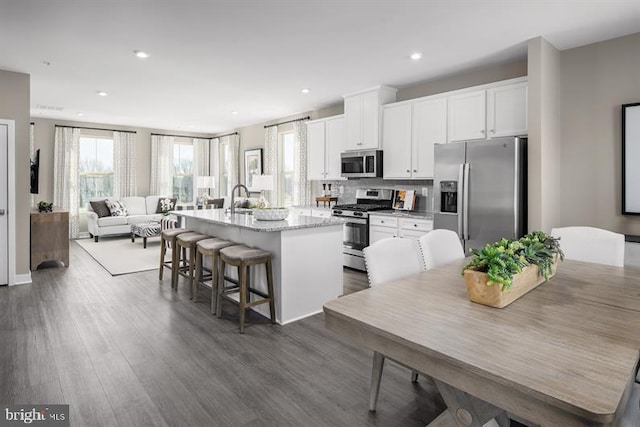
[343,217,368,251]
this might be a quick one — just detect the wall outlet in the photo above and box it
[421,187,429,197]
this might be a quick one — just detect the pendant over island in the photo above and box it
[172,209,345,324]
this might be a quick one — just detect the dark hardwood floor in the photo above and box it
[0,242,445,426]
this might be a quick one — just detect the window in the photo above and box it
[79,137,113,207]
[278,131,295,206]
[219,141,231,197]
[173,143,193,203]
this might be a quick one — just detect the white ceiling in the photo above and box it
[1,0,640,134]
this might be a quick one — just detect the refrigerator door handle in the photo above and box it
[457,164,464,239]
[463,163,470,240]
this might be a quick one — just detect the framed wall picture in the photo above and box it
[244,148,263,190]
[623,103,640,214]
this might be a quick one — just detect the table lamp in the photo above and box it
[250,174,274,208]
[196,176,216,207]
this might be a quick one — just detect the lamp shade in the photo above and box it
[250,174,274,191]
[196,176,215,189]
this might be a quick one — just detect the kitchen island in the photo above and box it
[173,209,344,324]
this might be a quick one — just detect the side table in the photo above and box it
[30,209,69,270]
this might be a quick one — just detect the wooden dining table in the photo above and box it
[324,259,640,427]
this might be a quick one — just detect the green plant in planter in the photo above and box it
[463,231,564,291]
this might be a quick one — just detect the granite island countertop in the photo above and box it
[369,210,434,220]
[172,208,345,232]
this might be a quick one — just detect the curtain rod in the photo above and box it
[214,131,238,139]
[264,116,311,129]
[55,124,136,134]
[150,133,212,139]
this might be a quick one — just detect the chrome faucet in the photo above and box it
[229,184,250,215]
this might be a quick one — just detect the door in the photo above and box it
[433,142,465,237]
[413,97,447,178]
[325,116,346,180]
[448,90,486,142]
[307,121,326,180]
[344,95,362,150]
[0,124,8,285]
[487,82,528,138]
[382,103,412,178]
[360,90,380,149]
[465,138,521,253]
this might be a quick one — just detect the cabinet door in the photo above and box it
[398,229,427,240]
[448,90,486,142]
[344,95,362,150]
[325,116,346,180]
[369,226,397,245]
[382,104,412,178]
[412,97,447,178]
[307,121,326,180]
[360,90,380,149]
[487,82,527,138]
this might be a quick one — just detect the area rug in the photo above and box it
[75,236,164,276]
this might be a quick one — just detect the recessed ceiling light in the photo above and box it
[301,88,310,94]
[77,113,84,117]
[133,50,150,58]
[410,52,423,60]
[42,61,51,66]
[97,91,108,96]
[231,111,239,115]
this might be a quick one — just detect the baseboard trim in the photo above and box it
[12,272,32,286]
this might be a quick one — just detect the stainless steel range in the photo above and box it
[332,188,393,271]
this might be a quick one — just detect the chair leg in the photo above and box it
[266,258,276,324]
[239,263,248,334]
[171,243,180,290]
[217,259,226,318]
[369,351,385,412]
[188,246,196,300]
[193,250,202,303]
[211,254,218,315]
[159,236,166,280]
[410,370,419,383]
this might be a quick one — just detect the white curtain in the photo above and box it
[210,138,220,197]
[292,120,310,206]
[113,131,137,198]
[193,138,211,198]
[227,134,240,192]
[150,135,174,197]
[53,126,81,239]
[263,126,278,205]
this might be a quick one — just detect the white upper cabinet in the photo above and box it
[344,86,397,150]
[382,97,447,179]
[487,82,528,138]
[448,90,486,142]
[306,115,346,181]
[382,103,412,178]
[412,97,447,178]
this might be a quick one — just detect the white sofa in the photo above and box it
[87,196,165,242]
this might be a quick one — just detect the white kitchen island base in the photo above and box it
[179,210,344,325]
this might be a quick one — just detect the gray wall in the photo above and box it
[0,69,30,278]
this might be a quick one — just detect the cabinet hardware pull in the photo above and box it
[413,169,417,172]
[490,129,496,133]
[480,129,485,133]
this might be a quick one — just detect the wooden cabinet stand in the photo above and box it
[30,209,69,270]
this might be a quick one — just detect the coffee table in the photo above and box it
[131,221,161,248]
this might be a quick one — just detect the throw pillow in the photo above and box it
[105,199,129,217]
[156,197,177,214]
[89,200,111,218]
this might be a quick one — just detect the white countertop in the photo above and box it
[172,208,345,232]
[369,210,434,220]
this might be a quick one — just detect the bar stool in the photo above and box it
[159,228,188,284]
[217,245,276,333]
[174,232,209,296]
[193,238,236,313]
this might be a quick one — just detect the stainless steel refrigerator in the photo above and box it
[434,137,527,254]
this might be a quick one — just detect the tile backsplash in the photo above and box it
[313,178,434,212]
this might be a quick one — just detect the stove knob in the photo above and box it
[354,212,363,217]
[334,210,343,215]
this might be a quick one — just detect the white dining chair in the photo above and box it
[550,226,624,267]
[363,237,425,411]
[418,229,465,269]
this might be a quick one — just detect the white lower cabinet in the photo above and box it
[369,215,433,246]
[289,208,312,218]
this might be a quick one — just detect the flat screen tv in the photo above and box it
[30,149,40,194]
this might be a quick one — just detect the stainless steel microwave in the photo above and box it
[340,150,383,178]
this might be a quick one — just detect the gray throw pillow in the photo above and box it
[89,200,111,218]
[156,197,177,214]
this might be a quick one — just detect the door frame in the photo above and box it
[0,119,16,285]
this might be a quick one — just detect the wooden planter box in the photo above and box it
[464,260,558,308]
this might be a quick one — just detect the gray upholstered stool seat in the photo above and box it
[159,228,189,283]
[174,232,209,296]
[193,238,236,313]
[218,244,276,333]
